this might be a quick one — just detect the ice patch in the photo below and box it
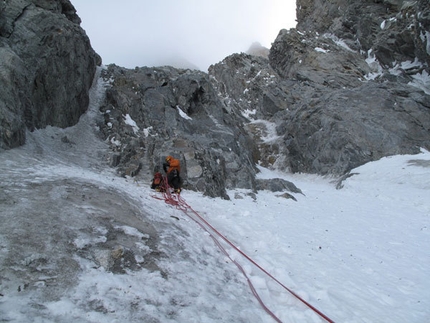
[323,33,355,52]
[250,119,280,143]
[364,50,383,80]
[115,225,149,240]
[110,136,121,146]
[315,47,329,53]
[123,114,139,134]
[365,55,428,91]
[143,126,152,137]
[177,105,192,120]
[242,108,257,120]
[409,70,430,95]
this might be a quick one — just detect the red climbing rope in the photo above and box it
[152,181,335,323]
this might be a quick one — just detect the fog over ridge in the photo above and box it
[72,0,297,70]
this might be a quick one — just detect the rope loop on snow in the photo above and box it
[152,180,334,323]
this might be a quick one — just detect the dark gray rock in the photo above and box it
[269,29,371,89]
[274,82,430,174]
[208,43,429,177]
[266,0,430,175]
[98,65,258,199]
[0,0,100,149]
[255,178,303,194]
[295,0,430,68]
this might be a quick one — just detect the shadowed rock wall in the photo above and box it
[0,0,100,149]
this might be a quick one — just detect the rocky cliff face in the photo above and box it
[0,0,100,149]
[268,0,430,174]
[99,0,429,197]
[1,0,428,199]
[98,65,259,199]
[296,0,430,67]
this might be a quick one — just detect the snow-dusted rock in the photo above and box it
[1,0,429,196]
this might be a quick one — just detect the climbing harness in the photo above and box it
[152,179,335,323]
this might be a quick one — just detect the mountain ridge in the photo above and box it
[1,0,429,198]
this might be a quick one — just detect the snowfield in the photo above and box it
[0,72,429,323]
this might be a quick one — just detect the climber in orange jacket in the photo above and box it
[163,155,182,193]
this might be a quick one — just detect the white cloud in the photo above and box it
[73,0,296,70]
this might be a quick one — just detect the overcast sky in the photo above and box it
[72,0,296,71]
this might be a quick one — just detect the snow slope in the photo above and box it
[0,70,429,323]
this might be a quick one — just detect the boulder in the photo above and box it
[0,0,100,149]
